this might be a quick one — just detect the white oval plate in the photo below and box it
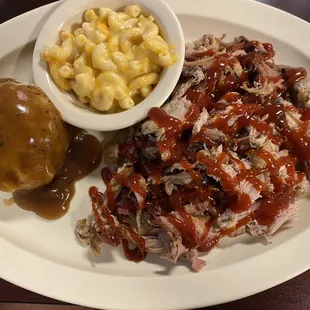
[1,1,310,310]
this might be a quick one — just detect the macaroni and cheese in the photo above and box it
[41,5,179,112]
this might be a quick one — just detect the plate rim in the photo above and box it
[1,1,310,309]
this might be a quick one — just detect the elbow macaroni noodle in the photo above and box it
[41,5,178,112]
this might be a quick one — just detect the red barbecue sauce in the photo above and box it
[301,108,310,121]
[254,192,292,226]
[166,207,198,249]
[140,162,162,184]
[284,67,307,87]
[125,174,147,209]
[89,186,147,262]
[89,41,310,262]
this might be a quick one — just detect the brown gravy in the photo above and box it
[13,129,103,220]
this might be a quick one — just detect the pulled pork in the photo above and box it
[76,35,310,271]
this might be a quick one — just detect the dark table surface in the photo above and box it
[1,0,310,309]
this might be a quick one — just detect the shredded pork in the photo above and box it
[76,35,310,271]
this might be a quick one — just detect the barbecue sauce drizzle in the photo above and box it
[94,40,309,257]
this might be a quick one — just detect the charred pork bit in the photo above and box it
[295,76,310,108]
[164,163,186,174]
